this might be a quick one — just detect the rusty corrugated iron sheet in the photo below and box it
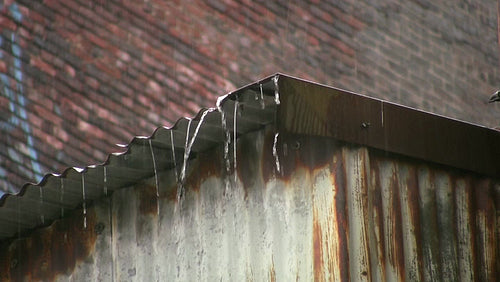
[0,74,498,280]
[0,128,497,281]
[0,75,280,240]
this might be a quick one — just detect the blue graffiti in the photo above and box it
[0,3,43,191]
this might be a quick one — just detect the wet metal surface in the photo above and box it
[279,76,500,178]
[0,74,498,280]
[0,128,497,281]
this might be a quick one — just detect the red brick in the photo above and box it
[0,15,17,30]
[0,61,7,73]
[30,57,57,77]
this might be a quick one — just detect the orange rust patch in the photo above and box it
[331,149,349,282]
[269,257,276,282]
[369,158,387,275]
[0,209,97,281]
[405,165,423,278]
[389,166,405,281]
[312,207,324,281]
[185,145,223,192]
[138,183,159,215]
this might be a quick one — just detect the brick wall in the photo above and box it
[0,0,499,193]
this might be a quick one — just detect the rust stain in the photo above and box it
[368,158,387,279]
[405,164,423,280]
[137,183,158,215]
[185,146,223,193]
[370,160,386,277]
[417,167,442,280]
[357,148,372,280]
[237,130,262,197]
[331,149,349,282]
[473,178,497,282]
[454,176,477,281]
[269,257,276,282]
[0,209,97,281]
[261,128,340,185]
[389,164,405,281]
[312,207,324,281]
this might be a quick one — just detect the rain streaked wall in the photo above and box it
[1,126,497,281]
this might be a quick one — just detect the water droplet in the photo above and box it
[103,166,108,195]
[259,83,265,109]
[179,110,210,200]
[273,132,281,174]
[233,101,239,183]
[179,119,192,200]
[273,75,280,105]
[170,130,178,181]
[60,178,65,218]
[39,186,44,224]
[149,139,160,215]
[380,100,384,127]
[217,102,231,193]
[81,173,87,229]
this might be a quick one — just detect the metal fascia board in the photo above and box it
[278,75,500,178]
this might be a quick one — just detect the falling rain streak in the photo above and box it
[39,186,44,224]
[179,110,210,200]
[179,119,192,200]
[273,132,281,174]
[170,130,178,181]
[149,139,160,215]
[273,75,280,105]
[81,173,87,229]
[272,75,281,175]
[217,96,232,192]
[103,166,108,196]
[259,83,265,109]
[60,178,65,217]
[233,101,238,183]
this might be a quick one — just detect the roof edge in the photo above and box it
[278,75,500,178]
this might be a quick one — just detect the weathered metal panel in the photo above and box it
[1,127,497,281]
[278,75,500,178]
[0,74,498,281]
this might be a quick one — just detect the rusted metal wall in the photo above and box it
[0,126,498,281]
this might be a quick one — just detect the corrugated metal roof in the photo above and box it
[0,73,499,242]
[0,74,279,240]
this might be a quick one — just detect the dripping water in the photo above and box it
[272,76,281,175]
[273,132,281,174]
[273,75,280,105]
[60,178,65,218]
[233,101,238,183]
[179,119,192,200]
[179,110,210,200]
[259,83,265,109]
[170,130,182,203]
[39,186,45,225]
[103,166,108,196]
[170,130,178,181]
[217,95,231,192]
[380,100,384,128]
[81,173,87,229]
[149,139,160,215]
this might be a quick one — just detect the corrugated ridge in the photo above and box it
[0,74,281,240]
